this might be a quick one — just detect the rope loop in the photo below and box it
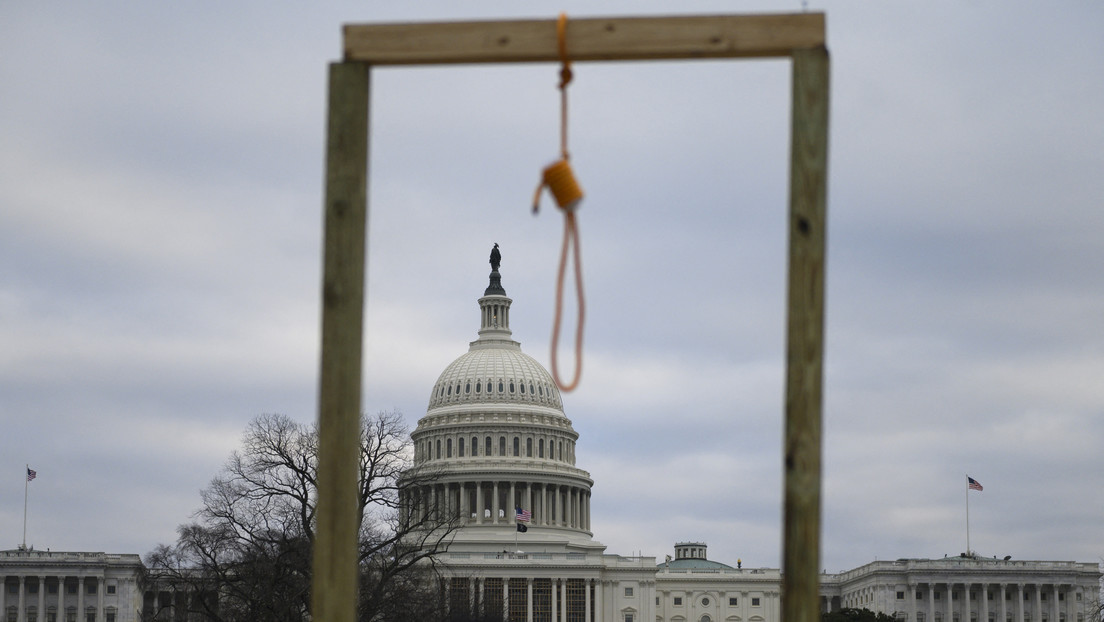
[532,12,585,392]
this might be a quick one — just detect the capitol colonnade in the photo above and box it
[0,550,142,622]
[401,480,592,532]
[820,559,1100,622]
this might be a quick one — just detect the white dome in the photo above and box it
[427,346,563,411]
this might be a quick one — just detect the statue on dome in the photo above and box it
[489,243,501,272]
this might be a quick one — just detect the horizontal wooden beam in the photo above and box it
[344,13,825,65]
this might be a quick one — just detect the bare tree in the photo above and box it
[145,411,455,622]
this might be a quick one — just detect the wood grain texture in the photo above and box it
[344,13,825,65]
[782,45,829,622]
[312,61,369,622]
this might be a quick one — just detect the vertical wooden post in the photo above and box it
[782,45,829,622]
[313,60,370,622]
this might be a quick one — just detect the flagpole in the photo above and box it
[23,464,30,550]
[965,475,970,556]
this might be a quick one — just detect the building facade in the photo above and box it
[0,549,143,622]
[820,557,1101,622]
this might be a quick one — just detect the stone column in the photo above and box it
[909,583,917,622]
[585,579,591,622]
[981,584,989,622]
[38,577,46,622]
[946,584,954,622]
[1000,584,1007,622]
[1051,585,1058,622]
[476,482,485,524]
[551,579,557,622]
[77,577,84,622]
[965,583,972,622]
[509,481,516,518]
[541,485,548,526]
[560,580,568,622]
[17,576,25,622]
[1016,584,1024,622]
[478,578,485,618]
[526,484,533,517]
[97,576,104,622]
[527,578,534,622]
[595,579,603,622]
[493,482,500,524]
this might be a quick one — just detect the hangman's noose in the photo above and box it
[533,13,585,392]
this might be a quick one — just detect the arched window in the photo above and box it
[539,439,545,458]
[513,437,520,457]
[499,436,506,456]
[510,381,515,393]
[475,381,481,393]
[447,438,453,458]
[458,437,465,457]
[498,381,504,392]
[526,438,533,457]
[559,441,564,461]
[465,382,471,394]
[473,436,479,456]
[485,436,492,456]
[436,440,441,459]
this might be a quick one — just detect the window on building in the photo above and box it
[472,436,479,456]
[702,597,710,607]
[1041,593,1048,601]
[539,439,545,458]
[898,592,905,600]
[447,438,453,457]
[436,440,441,459]
[486,436,492,456]
[499,436,506,456]
[106,584,116,595]
[6,584,15,594]
[513,437,520,456]
[458,437,465,457]
[27,609,37,622]
[86,584,96,595]
[526,438,533,457]
[917,592,924,600]
[989,592,994,601]
[66,608,77,622]
[935,593,941,600]
[625,615,634,622]
[953,592,959,601]
[1058,593,1064,601]
[702,616,713,622]
[918,613,926,622]
[729,597,738,607]
[29,583,39,594]
[1076,594,1082,602]
[674,597,683,606]
[624,587,634,597]
[752,598,761,607]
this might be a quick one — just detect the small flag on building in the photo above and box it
[516,523,528,533]
[26,468,37,482]
[515,507,531,523]
[967,476,983,491]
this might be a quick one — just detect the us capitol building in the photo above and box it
[3,253,1099,622]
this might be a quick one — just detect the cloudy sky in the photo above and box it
[2,2,1102,574]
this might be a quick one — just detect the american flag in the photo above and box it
[26,468,37,482]
[515,507,531,522]
[967,476,983,491]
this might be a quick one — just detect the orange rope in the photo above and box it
[550,210,584,391]
[533,12,584,392]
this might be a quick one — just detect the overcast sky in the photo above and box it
[2,2,1102,574]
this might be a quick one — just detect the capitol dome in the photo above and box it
[402,248,595,544]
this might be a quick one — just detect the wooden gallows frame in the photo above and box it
[313,13,829,622]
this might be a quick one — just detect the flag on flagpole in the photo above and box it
[516,523,528,533]
[515,507,532,523]
[26,468,37,482]
[967,476,983,491]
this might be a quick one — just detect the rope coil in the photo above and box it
[533,13,585,392]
